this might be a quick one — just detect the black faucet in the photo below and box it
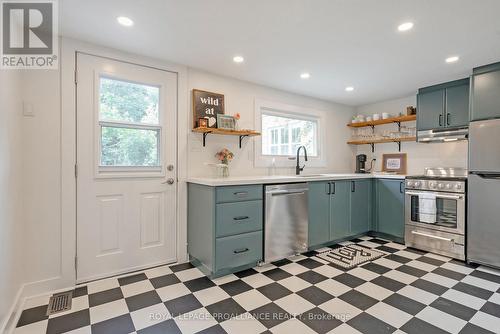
[295,146,308,175]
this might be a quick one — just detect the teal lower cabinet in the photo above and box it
[373,179,405,241]
[330,180,351,240]
[188,183,263,277]
[350,179,372,235]
[308,179,372,249]
[308,181,331,247]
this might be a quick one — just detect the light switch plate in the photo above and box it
[23,101,34,117]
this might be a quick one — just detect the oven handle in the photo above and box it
[405,191,463,200]
[411,231,453,242]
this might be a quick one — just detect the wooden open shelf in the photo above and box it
[347,136,416,152]
[192,127,261,148]
[347,114,416,128]
[347,137,416,145]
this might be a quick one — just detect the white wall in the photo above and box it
[0,70,25,331]
[187,68,355,177]
[354,96,468,175]
[21,69,62,285]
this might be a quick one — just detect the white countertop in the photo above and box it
[186,173,406,186]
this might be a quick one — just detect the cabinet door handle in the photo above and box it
[439,114,443,126]
[351,181,355,192]
[233,248,249,254]
[400,182,404,193]
[331,182,336,194]
[446,113,451,126]
[233,191,248,197]
[233,216,249,221]
[326,183,331,195]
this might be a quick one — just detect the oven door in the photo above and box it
[405,190,465,234]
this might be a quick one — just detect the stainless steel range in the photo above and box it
[404,168,467,260]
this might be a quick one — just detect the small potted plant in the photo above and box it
[215,148,234,177]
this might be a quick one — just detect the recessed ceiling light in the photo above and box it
[117,16,134,27]
[445,56,459,63]
[300,72,310,79]
[233,56,244,63]
[398,22,414,32]
[345,86,354,92]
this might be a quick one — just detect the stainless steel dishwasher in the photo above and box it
[265,183,309,263]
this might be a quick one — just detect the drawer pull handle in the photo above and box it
[233,192,248,197]
[411,231,453,242]
[233,248,249,254]
[233,216,249,221]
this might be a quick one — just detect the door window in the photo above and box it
[98,77,161,168]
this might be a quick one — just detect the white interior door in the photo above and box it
[76,53,177,283]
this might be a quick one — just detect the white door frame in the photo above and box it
[60,38,189,289]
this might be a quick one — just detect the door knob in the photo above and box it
[163,178,175,185]
[167,165,174,171]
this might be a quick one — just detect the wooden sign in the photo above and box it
[382,153,407,175]
[192,89,225,128]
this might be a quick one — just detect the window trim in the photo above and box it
[94,72,166,178]
[254,99,327,168]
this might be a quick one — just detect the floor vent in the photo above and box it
[46,291,73,316]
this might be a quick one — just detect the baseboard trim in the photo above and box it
[1,285,25,334]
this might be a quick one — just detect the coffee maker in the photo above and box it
[356,154,367,173]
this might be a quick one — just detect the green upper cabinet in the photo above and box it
[417,89,445,130]
[330,180,351,240]
[417,78,470,131]
[350,179,372,235]
[445,83,470,128]
[308,181,331,248]
[471,62,500,121]
[375,179,405,240]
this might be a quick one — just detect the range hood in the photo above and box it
[417,128,468,143]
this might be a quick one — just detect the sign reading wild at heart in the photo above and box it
[192,89,225,128]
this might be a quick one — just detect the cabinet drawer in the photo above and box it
[216,185,262,203]
[215,231,262,271]
[216,200,262,237]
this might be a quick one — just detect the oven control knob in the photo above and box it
[438,183,445,189]
[429,181,437,189]
[455,184,462,190]
[414,181,421,188]
[407,181,414,187]
[445,183,452,190]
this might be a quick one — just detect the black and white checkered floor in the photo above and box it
[14,237,500,334]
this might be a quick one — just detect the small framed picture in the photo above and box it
[217,114,236,130]
[198,118,208,128]
[382,153,407,174]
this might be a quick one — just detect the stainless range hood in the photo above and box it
[417,128,468,143]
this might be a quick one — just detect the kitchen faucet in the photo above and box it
[295,146,308,175]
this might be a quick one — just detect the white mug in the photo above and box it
[373,114,380,120]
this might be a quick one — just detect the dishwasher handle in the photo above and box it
[268,189,307,196]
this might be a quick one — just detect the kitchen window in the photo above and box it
[255,99,325,167]
[98,76,162,170]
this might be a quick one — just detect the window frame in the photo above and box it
[94,72,165,178]
[254,99,326,168]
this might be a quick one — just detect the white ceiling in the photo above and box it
[60,0,500,106]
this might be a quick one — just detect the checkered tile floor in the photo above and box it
[14,237,500,334]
